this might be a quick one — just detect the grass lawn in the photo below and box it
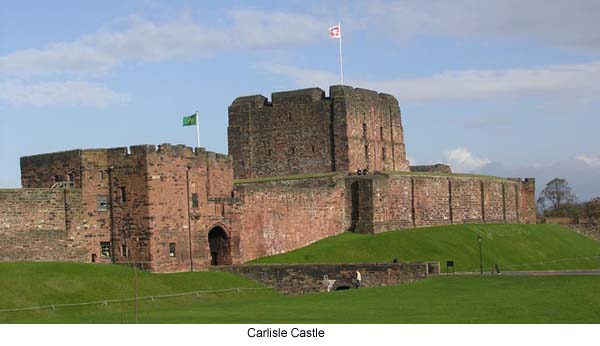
[251,224,600,272]
[1,264,599,323]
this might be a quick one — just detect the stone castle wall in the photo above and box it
[348,174,536,234]
[0,188,88,262]
[2,85,538,272]
[234,175,348,262]
[14,144,243,272]
[228,86,410,179]
[216,262,437,294]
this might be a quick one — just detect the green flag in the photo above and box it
[182,113,197,127]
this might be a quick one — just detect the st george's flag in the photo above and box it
[182,113,197,127]
[329,24,341,39]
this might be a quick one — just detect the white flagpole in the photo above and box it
[338,21,344,85]
[195,111,200,148]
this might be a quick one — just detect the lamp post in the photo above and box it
[477,234,483,276]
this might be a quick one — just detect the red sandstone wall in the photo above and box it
[450,178,483,223]
[228,86,410,179]
[504,184,519,222]
[228,89,333,179]
[0,189,88,262]
[337,87,410,173]
[77,149,112,264]
[413,176,452,226]
[20,150,82,188]
[235,176,347,262]
[143,144,240,272]
[372,176,413,230]
[483,181,505,222]
[519,179,537,224]
[362,174,529,233]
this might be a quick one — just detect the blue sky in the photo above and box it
[1,0,599,200]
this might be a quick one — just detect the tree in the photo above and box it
[584,197,600,223]
[537,178,578,217]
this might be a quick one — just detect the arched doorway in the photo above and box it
[208,226,231,266]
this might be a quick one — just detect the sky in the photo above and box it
[1,0,599,200]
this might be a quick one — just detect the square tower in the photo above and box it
[227,85,410,179]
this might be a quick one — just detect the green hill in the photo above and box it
[250,224,600,271]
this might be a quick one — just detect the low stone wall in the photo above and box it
[214,262,439,294]
[568,224,600,242]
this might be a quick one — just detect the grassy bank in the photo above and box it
[251,224,600,272]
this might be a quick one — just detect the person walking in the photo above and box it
[355,270,362,288]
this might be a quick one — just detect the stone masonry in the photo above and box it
[0,85,537,272]
[215,262,439,294]
[228,86,410,179]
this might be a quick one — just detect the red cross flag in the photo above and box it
[329,25,341,39]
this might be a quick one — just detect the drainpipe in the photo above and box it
[107,166,116,264]
[186,167,194,272]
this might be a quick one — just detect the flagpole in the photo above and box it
[338,21,344,85]
[195,111,200,148]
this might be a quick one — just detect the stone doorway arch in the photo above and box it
[208,226,232,266]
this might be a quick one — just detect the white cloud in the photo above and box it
[0,81,129,107]
[366,0,600,53]
[264,61,600,103]
[444,147,490,173]
[575,155,600,167]
[0,10,326,79]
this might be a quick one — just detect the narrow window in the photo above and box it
[169,243,176,257]
[364,145,369,161]
[268,149,271,157]
[288,112,292,121]
[97,195,108,211]
[120,187,127,203]
[192,193,199,208]
[221,204,225,216]
[362,123,367,138]
[99,170,104,180]
[100,242,111,257]
[121,244,128,257]
[67,173,75,183]
[382,147,387,161]
[311,145,315,152]
[290,147,295,155]
[54,175,61,183]
[380,127,384,140]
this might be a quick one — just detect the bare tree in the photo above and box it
[537,178,578,216]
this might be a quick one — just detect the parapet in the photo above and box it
[271,87,326,104]
[230,95,268,108]
[20,149,81,166]
[22,144,232,172]
[410,164,452,174]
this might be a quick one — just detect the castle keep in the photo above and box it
[228,86,410,178]
[0,86,536,272]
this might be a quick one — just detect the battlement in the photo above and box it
[230,86,399,110]
[20,144,232,189]
[23,144,229,164]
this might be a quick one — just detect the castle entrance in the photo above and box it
[208,226,231,266]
